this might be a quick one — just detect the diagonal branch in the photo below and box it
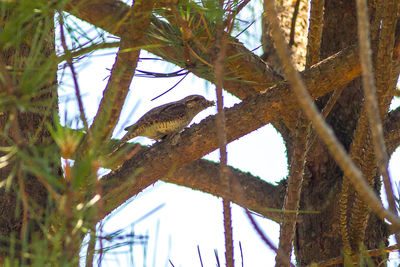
[89,0,155,142]
[59,13,89,133]
[79,138,285,222]
[163,159,285,222]
[99,44,363,217]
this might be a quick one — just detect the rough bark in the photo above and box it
[294,0,388,265]
[0,3,60,262]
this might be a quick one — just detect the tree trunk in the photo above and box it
[0,3,60,263]
[294,0,388,265]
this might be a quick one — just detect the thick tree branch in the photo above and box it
[89,139,285,222]
[375,0,399,110]
[99,44,362,217]
[89,0,155,142]
[305,0,324,67]
[164,160,285,222]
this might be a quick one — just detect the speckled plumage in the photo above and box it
[120,95,214,144]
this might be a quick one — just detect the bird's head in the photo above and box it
[183,95,215,114]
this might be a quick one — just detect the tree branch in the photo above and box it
[75,138,285,222]
[99,44,363,217]
[89,0,155,142]
[164,159,285,221]
[375,0,399,110]
[305,0,324,67]
[276,112,308,267]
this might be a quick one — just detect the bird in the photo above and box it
[119,95,215,146]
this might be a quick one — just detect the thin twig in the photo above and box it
[239,241,244,267]
[224,0,251,34]
[169,2,208,54]
[246,209,295,267]
[59,12,90,134]
[57,41,120,64]
[150,71,189,101]
[34,174,61,203]
[217,157,294,266]
[214,1,234,266]
[234,20,255,38]
[275,111,308,267]
[136,69,187,78]
[288,0,301,48]
[263,0,400,230]
[197,245,204,267]
[305,86,345,153]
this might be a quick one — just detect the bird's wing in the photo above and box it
[124,102,186,132]
[155,102,187,121]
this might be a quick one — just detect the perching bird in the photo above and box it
[119,95,214,145]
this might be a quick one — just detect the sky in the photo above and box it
[57,3,400,266]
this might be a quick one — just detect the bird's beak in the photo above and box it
[207,100,215,107]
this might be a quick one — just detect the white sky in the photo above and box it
[57,3,400,266]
